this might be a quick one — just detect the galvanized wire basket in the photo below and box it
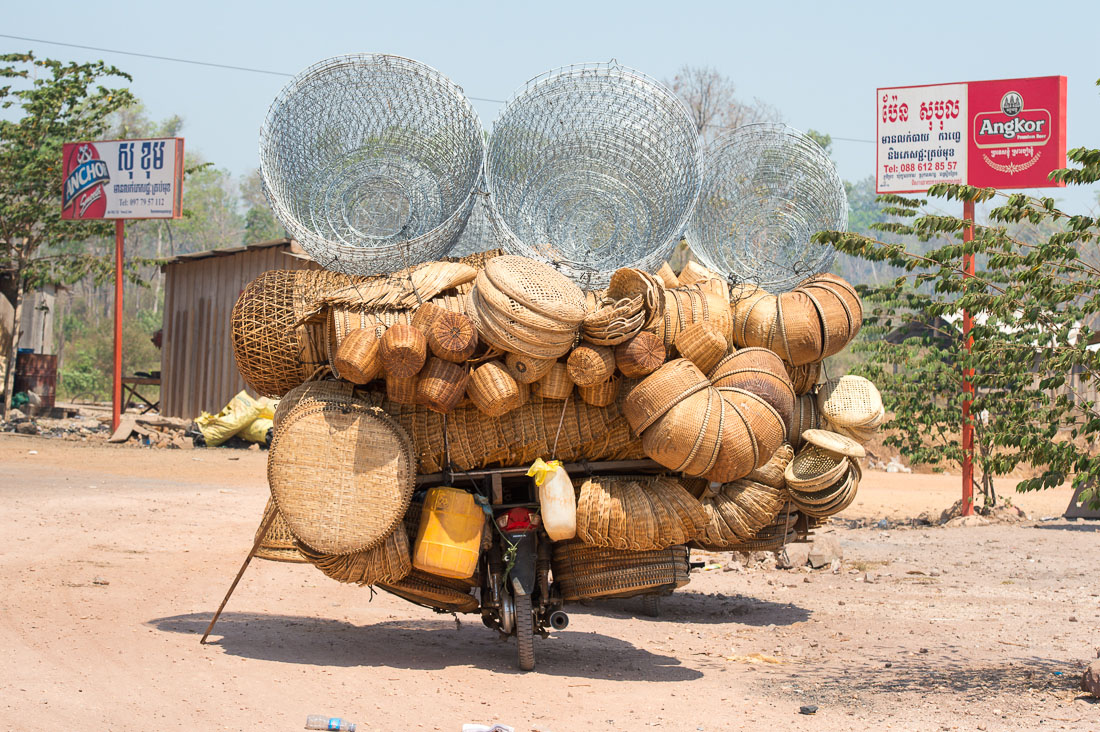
[485,62,701,288]
[688,123,847,293]
[260,54,485,275]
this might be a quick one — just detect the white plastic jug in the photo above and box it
[528,459,576,541]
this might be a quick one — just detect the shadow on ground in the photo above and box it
[148,612,703,680]
[573,591,811,627]
[1034,521,1100,533]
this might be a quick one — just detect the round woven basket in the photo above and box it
[232,269,360,398]
[710,351,796,433]
[254,498,308,563]
[784,443,850,491]
[468,361,522,417]
[332,329,382,384]
[575,475,707,550]
[655,262,680,289]
[801,273,862,339]
[747,443,794,489]
[504,352,556,384]
[534,362,574,401]
[410,300,446,333]
[296,524,412,585]
[378,569,480,614]
[416,358,469,414]
[802,284,852,360]
[622,358,709,435]
[380,324,428,378]
[651,287,734,348]
[468,287,576,359]
[483,256,588,325]
[674,321,728,375]
[730,286,778,351]
[696,477,786,548]
[385,374,420,405]
[552,542,691,601]
[567,345,616,387]
[788,393,820,449]
[578,376,621,407]
[607,268,666,329]
[640,387,725,477]
[273,379,357,428]
[260,54,484,275]
[785,360,821,396]
[774,291,824,366]
[581,296,647,347]
[817,375,885,431]
[427,311,479,363]
[701,392,758,484]
[615,331,667,379]
[269,399,415,555]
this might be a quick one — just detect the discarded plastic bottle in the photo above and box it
[305,715,356,731]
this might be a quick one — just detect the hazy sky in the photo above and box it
[5,0,1099,215]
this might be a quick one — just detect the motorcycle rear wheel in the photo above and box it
[515,593,534,671]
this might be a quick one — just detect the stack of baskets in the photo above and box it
[817,375,886,444]
[551,542,691,601]
[784,430,865,519]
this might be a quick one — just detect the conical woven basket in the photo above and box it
[640,387,725,477]
[674,321,728,375]
[332,328,382,384]
[504,352,557,384]
[380,324,428,378]
[710,351,796,432]
[552,543,691,601]
[416,357,469,414]
[427,311,479,363]
[468,361,522,416]
[785,360,821,396]
[774,291,824,366]
[788,394,820,449]
[614,331,667,378]
[784,443,850,491]
[567,345,616,387]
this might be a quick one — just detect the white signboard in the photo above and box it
[876,84,967,193]
[62,138,184,220]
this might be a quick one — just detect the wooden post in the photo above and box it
[961,199,975,516]
[200,508,278,644]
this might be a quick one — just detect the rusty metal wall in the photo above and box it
[160,243,320,419]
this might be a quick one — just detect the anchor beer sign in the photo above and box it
[876,76,1066,193]
[61,138,184,219]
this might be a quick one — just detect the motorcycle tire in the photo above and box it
[642,594,661,618]
[515,592,534,671]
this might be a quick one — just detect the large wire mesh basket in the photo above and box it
[688,123,847,293]
[260,54,485,275]
[485,62,701,287]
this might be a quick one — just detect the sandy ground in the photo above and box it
[1,433,1097,731]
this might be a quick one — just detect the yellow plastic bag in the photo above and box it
[239,417,272,444]
[195,390,265,446]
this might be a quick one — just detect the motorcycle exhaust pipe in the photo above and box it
[548,610,569,630]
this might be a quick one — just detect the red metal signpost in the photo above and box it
[876,77,1066,515]
[61,138,184,432]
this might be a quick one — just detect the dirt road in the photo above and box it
[1,434,1096,731]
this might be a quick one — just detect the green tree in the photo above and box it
[805,129,832,157]
[240,169,285,244]
[0,52,134,414]
[816,84,1100,508]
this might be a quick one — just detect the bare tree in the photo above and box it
[667,66,781,142]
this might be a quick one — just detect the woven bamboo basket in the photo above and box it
[567,345,616,387]
[385,374,420,405]
[719,387,787,469]
[381,392,645,474]
[800,273,862,338]
[696,477,786,548]
[622,358,709,434]
[534,362,574,400]
[410,300,446,333]
[615,331,667,378]
[678,260,721,286]
[254,498,308,563]
[803,428,866,458]
[817,375,885,430]
[504,352,556,384]
[674,321,728,374]
[785,360,822,396]
[802,284,852,360]
[773,291,824,366]
[747,443,794,489]
[655,262,680,289]
[784,443,850,491]
[378,569,480,614]
[514,378,530,408]
[607,268,665,330]
[427,311,479,363]
[826,422,879,445]
[578,376,621,407]
[468,361,522,416]
[332,328,382,385]
[710,354,796,433]
[651,287,733,348]
[273,379,356,428]
[581,296,647,346]
[416,358,469,414]
[575,475,707,550]
[474,270,579,335]
[789,393,820,449]
[484,255,588,325]
[296,524,412,585]
[269,398,415,555]
[640,387,725,477]
[700,392,758,484]
[380,324,428,378]
[468,287,575,358]
[727,506,801,552]
[231,269,361,397]
[730,285,776,351]
[552,543,690,601]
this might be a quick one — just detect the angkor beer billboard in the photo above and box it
[876,76,1066,193]
[61,138,185,219]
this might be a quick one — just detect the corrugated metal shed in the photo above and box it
[160,239,320,419]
